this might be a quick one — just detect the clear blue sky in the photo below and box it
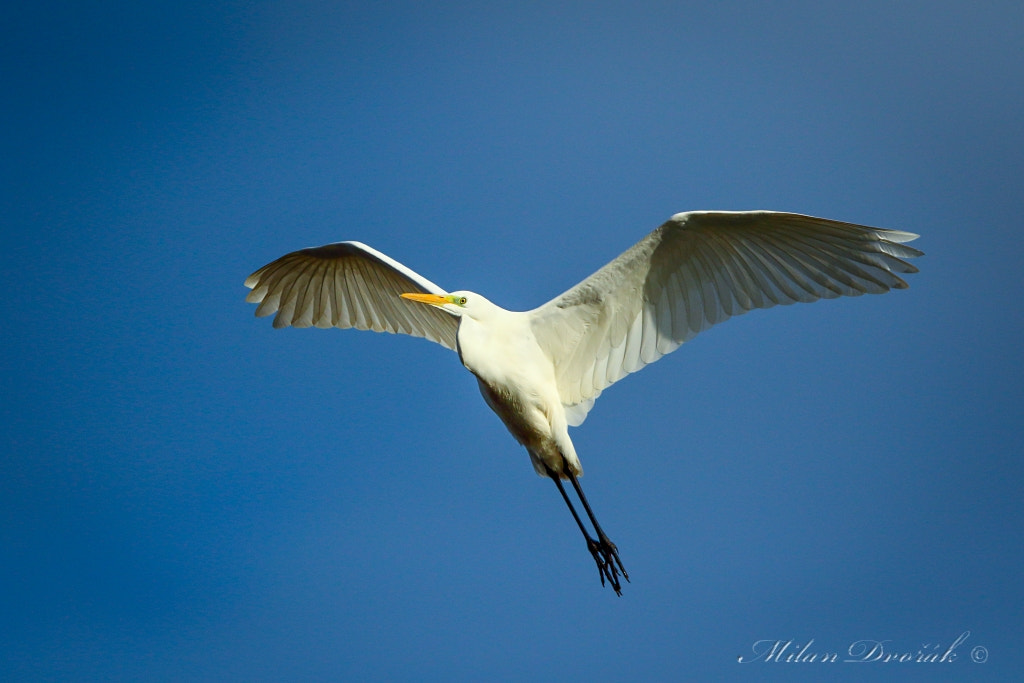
[3,1,1021,680]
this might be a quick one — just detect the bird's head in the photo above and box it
[400,290,497,319]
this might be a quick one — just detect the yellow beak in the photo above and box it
[400,292,449,306]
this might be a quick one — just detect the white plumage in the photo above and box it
[244,209,922,594]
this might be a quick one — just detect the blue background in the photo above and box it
[3,1,1021,680]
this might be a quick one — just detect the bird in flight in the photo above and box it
[244,210,922,595]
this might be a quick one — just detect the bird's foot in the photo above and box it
[586,535,629,596]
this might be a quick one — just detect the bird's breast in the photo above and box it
[458,315,560,418]
[456,316,550,386]
[457,314,579,475]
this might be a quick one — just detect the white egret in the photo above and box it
[244,210,922,594]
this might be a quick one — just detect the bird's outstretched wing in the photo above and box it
[530,211,923,425]
[245,241,460,350]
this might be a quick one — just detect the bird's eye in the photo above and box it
[459,296,467,305]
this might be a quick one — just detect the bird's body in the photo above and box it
[245,210,922,594]
[452,295,582,477]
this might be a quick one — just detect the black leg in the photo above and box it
[548,467,593,543]
[565,468,629,585]
[545,463,628,595]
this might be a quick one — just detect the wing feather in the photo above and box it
[531,210,922,425]
[245,241,459,350]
